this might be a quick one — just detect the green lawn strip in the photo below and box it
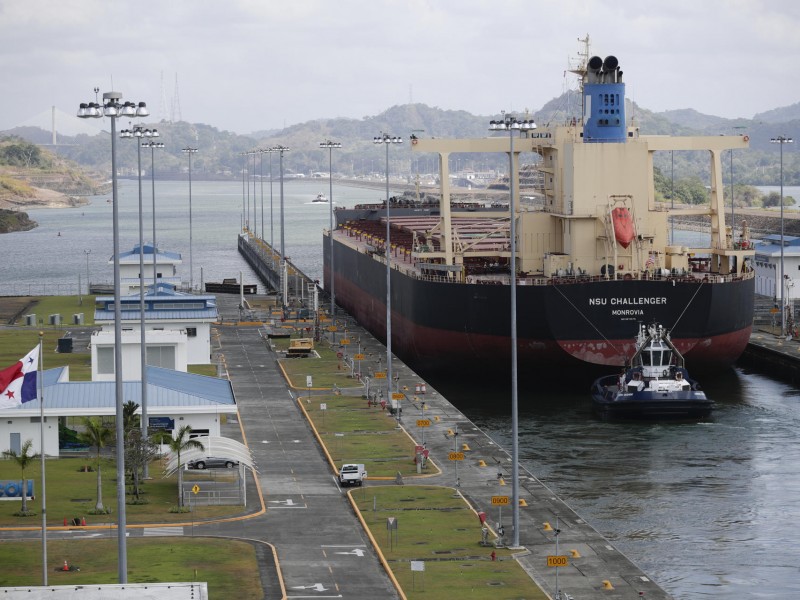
[353,485,548,600]
[0,537,262,598]
[301,394,427,478]
[0,458,241,527]
[0,328,93,381]
[9,295,96,327]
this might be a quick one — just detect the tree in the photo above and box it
[2,439,38,515]
[122,400,140,441]
[124,429,159,502]
[763,191,796,208]
[158,425,204,508]
[77,417,113,512]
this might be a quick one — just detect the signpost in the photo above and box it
[320,402,327,426]
[492,495,509,534]
[417,418,430,445]
[410,560,425,591]
[306,375,313,402]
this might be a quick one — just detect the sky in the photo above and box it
[2,0,800,136]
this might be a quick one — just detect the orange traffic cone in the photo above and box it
[62,560,69,571]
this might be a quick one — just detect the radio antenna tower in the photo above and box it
[171,74,183,123]
[159,71,170,123]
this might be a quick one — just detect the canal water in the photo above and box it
[2,180,799,599]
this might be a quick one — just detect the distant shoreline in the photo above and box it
[0,186,90,212]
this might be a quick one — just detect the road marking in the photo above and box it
[335,549,365,557]
[290,583,328,591]
[143,526,184,536]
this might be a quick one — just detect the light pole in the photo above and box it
[142,138,164,290]
[78,90,149,583]
[488,112,536,549]
[320,140,341,322]
[259,148,266,242]
[240,152,247,231]
[273,145,290,307]
[373,133,402,414]
[268,148,275,250]
[183,147,198,291]
[772,135,794,336]
[121,125,158,480]
[251,150,258,238]
[84,249,91,294]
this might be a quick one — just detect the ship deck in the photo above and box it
[332,216,754,286]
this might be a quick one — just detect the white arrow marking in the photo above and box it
[290,583,328,591]
[335,548,365,557]
[269,498,296,506]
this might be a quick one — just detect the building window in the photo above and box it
[186,327,197,337]
[146,345,176,369]
[97,347,115,374]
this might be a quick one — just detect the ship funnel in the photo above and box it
[587,55,603,83]
[582,52,626,143]
[603,55,618,71]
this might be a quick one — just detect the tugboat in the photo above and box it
[312,193,328,203]
[590,323,713,420]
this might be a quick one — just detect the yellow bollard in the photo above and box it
[570,549,581,558]
[478,460,487,467]
[518,499,528,507]
[602,580,614,590]
[543,522,553,531]
[462,443,471,451]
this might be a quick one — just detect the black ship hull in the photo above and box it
[325,236,754,378]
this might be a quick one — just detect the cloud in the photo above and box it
[1,0,799,134]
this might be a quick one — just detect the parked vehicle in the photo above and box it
[338,463,367,486]
[187,457,239,469]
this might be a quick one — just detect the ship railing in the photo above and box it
[401,268,754,285]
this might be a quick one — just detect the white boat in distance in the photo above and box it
[311,193,328,203]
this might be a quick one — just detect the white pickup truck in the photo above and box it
[339,463,367,486]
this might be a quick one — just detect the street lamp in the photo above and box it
[121,125,159,480]
[258,148,267,243]
[373,133,402,415]
[182,147,198,291]
[272,145,290,306]
[78,90,149,584]
[142,138,164,290]
[84,249,91,294]
[771,135,794,336]
[320,140,341,323]
[488,112,536,549]
[239,152,247,231]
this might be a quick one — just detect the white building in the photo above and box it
[753,234,800,300]
[115,243,182,295]
[0,366,237,457]
[91,283,218,380]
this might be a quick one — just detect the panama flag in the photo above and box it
[0,347,39,409]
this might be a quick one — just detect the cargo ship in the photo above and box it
[323,46,755,378]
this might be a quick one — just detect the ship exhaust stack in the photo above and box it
[583,53,626,143]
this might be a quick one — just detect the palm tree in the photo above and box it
[2,439,37,515]
[122,400,140,441]
[160,425,204,507]
[77,417,113,512]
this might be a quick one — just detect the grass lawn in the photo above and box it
[8,295,96,326]
[0,327,93,381]
[353,486,548,600]
[0,537,262,598]
[301,393,435,479]
[0,457,243,527]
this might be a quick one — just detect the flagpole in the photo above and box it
[38,331,47,585]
